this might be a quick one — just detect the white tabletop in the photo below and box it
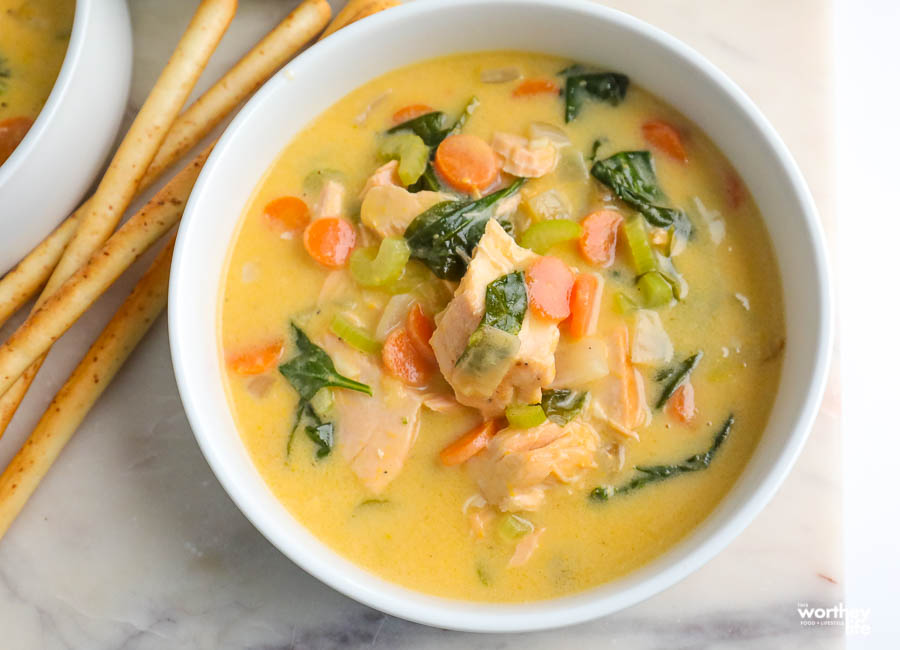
[0,1,846,648]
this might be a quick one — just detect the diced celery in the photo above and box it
[384,259,431,295]
[520,219,582,254]
[505,403,547,429]
[329,314,380,354]
[309,387,334,419]
[453,325,520,399]
[303,168,346,196]
[349,237,410,288]
[496,513,534,542]
[637,271,674,308]
[377,133,429,186]
[654,251,689,299]
[613,291,638,314]
[623,217,657,276]
[523,189,571,221]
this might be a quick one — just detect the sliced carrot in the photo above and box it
[263,196,310,234]
[392,103,433,124]
[405,303,436,364]
[642,119,687,163]
[567,273,601,339]
[526,256,576,322]
[302,216,357,269]
[724,168,746,209]
[0,116,33,165]
[433,133,499,193]
[512,78,559,97]
[226,339,284,375]
[579,209,623,267]
[666,381,696,424]
[440,419,498,466]
[382,327,432,386]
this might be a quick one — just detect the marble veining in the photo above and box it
[0,1,842,648]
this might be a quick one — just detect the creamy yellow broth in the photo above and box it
[220,51,784,602]
[0,0,75,162]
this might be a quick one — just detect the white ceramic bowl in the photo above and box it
[170,0,832,632]
[0,0,132,274]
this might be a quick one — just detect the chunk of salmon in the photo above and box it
[492,132,558,178]
[359,160,401,199]
[314,179,346,219]
[590,325,651,438]
[320,335,424,493]
[467,419,600,512]
[430,220,558,416]
[508,527,546,567]
[468,507,495,538]
[360,184,452,238]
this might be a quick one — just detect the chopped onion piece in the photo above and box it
[354,89,392,125]
[375,293,416,342]
[631,309,674,365]
[480,66,522,83]
[528,121,571,147]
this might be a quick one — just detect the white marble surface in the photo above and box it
[0,0,843,648]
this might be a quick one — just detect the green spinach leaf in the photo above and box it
[541,389,588,425]
[279,324,372,400]
[654,351,703,409]
[560,65,629,122]
[591,151,692,234]
[404,178,526,280]
[288,402,335,458]
[591,414,733,501]
[482,271,527,334]
[387,111,448,147]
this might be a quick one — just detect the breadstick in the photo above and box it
[0,216,78,328]
[0,0,235,435]
[0,237,175,540]
[319,0,400,40]
[0,147,211,395]
[0,0,329,330]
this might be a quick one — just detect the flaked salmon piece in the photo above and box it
[360,184,451,238]
[430,220,558,417]
[314,179,346,219]
[494,192,522,218]
[468,507,496,538]
[591,325,651,437]
[320,335,423,494]
[359,160,401,199]
[492,132,558,178]
[508,527,546,567]
[422,392,462,413]
[467,419,600,512]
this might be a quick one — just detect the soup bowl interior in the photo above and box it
[170,0,831,632]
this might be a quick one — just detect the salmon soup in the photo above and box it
[220,51,784,602]
[0,0,75,165]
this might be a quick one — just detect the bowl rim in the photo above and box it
[0,0,89,179]
[170,0,832,632]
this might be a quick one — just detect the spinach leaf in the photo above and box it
[541,389,588,425]
[279,324,372,400]
[560,65,629,122]
[591,151,692,234]
[287,402,335,458]
[482,271,527,334]
[406,97,480,193]
[404,178,526,280]
[654,351,703,409]
[591,414,733,501]
[408,163,441,192]
[447,96,480,136]
[387,111,448,147]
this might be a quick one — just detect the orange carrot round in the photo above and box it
[226,339,284,375]
[666,381,696,424]
[526,256,576,321]
[302,216,356,269]
[512,78,559,97]
[642,119,687,162]
[567,273,600,339]
[263,196,310,234]
[433,133,499,193]
[579,209,623,267]
[0,116,33,165]
[382,327,432,386]
[392,103,433,124]
[439,419,498,466]
[405,303,436,364]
